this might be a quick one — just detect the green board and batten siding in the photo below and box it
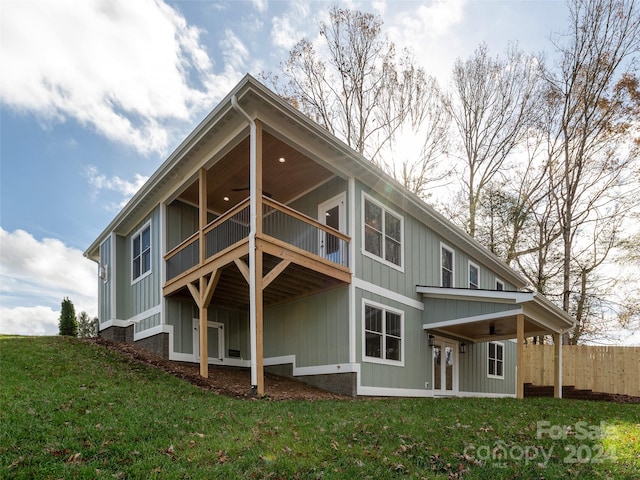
[98,236,111,324]
[357,289,430,390]
[264,287,350,367]
[423,298,521,325]
[459,341,516,395]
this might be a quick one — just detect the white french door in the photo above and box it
[318,193,346,264]
[193,319,224,363]
[432,338,458,396]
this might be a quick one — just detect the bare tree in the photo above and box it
[542,0,640,343]
[263,6,449,196]
[445,43,544,237]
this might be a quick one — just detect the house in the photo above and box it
[84,75,575,398]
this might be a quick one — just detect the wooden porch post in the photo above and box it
[199,168,208,378]
[553,333,563,398]
[516,314,525,399]
[254,120,264,396]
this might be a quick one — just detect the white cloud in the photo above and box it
[84,165,148,210]
[0,228,98,335]
[271,15,304,50]
[0,0,225,155]
[252,0,268,13]
[0,306,59,336]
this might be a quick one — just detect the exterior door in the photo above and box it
[193,319,224,363]
[433,338,458,396]
[318,193,346,264]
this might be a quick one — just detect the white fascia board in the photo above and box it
[532,292,575,329]
[417,286,534,304]
[422,309,525,331]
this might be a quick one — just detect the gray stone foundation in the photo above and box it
[99,324,134,344]
[265,363,357,397]
[136,333,170,360]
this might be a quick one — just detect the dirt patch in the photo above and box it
[88,337,347,401]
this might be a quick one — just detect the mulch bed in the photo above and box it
[87,338,640,403]
[88,337,346,401]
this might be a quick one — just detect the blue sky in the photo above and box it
[0,0,584,336]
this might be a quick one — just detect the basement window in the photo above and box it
[363,300,404,366]
[487,341,504,379]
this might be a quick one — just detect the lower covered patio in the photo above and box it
[418,286,575,399]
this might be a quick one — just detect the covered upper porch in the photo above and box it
[162,115,353,396]
[418,286,575,399]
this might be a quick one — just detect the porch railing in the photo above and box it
[164,197,349,282]
[262,198,349,266]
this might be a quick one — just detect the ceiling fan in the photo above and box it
[231,187,272,198]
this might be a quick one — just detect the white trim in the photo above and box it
[263,354,360,376]
[361,299,405,367]
[357,385,434,397]
[457,391,516,398]
[134,323,168,341]
[418,286,534,304]
[131,221,152,284]
[361,192,404,272]
[318,192,347,264]
[128,305,162,325]
[423,308,524,331]
[100,319,132,329]
[468,260,480,289]
[440,242,455,288]
[495,278,505,291]
[487,341,505,379]
[354,278,424,310]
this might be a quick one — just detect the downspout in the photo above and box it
[231,95,258,391]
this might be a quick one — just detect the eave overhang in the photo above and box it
[419,286,575,342]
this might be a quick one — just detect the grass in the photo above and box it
[1,335,638,479]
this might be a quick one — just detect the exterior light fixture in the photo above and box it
[278,157,286,163]
[459,342,467,354]
[428,334,435,347]
[223,196,230,202]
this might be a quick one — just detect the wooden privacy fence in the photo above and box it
[522,344,640,397]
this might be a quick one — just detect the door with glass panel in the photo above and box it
[432,339,458,396]
[318,193,346,264]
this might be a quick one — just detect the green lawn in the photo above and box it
[1,336,638,479]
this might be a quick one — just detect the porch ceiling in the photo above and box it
[178,131,335,215]
[169,252,348,311]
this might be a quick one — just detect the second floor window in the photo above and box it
[469,262,479,289]
[364,196,402,268]
[132,223,151,281]
[441,245,454,287]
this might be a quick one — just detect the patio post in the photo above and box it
[553,333,563,398]
[516,314,525,399]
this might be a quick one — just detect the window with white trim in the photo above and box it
[363,195,403,268]
[487,342,504,379]
[441,244,454,288]
[363,302,403,364]
[469,261,479,289]
[495,279,504,291]
[132,223,151,282]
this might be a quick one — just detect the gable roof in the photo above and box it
[84,74,527,289]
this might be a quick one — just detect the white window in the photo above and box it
[469,261,479,289]
[363,301,404,365]
[132,223,151,282]
[488,342,504,379]
[495,279,504,291]
[363,195,403,268]
[441,244,454,288]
